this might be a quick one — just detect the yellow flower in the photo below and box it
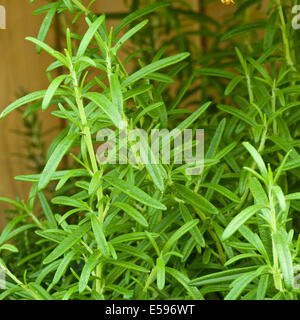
[221,0,235,5]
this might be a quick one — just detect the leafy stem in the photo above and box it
[276,0,295,70]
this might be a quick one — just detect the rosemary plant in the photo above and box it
[0,0,300,300]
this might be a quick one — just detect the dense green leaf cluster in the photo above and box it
[0,0,300,300]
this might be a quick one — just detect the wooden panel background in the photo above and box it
[0,0,236,229]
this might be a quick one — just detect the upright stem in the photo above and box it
[276,0,295,70]
[271,81,278,135]
[198,0,207,53]
[71,69,98,172]
[269,189,283,291]
[70,63,105,298]
[246,71,254,105]
[54,14,68,168]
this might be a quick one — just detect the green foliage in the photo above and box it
[0,0,300,300]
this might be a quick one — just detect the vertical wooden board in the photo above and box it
[0,0,60,226]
